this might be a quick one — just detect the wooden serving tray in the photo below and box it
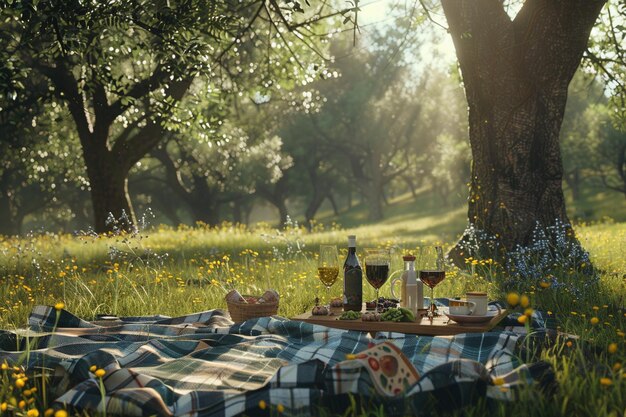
[292,306,508,336]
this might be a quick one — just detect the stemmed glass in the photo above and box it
[317,245,339,305]
[365,248,390,313]
[418,246,445,319]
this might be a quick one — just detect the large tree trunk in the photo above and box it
[565,168,582,201]
[190,201,221,226]
[151,146,222,226]
[0,171,18,236]
[441,0,606,264]
[0,193,18,236]
[83,139,136,233]
[304,166,329,227]
[88,160,135,233]
[349,154,384,222]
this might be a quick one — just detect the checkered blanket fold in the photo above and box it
[0,306,555,416]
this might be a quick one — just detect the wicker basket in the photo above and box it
[227,296,279,322]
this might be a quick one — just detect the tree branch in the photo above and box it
[513,0,607,86]
[108,64,167,119]
[113,77,194,168]
[33,61,96,147]
[151,145,193,198]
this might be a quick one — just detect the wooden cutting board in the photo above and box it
[292,306,508,336]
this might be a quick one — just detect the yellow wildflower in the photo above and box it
[258,400,266,410]
[599,377,612,386]
[506,292,519,307]
[613,363,622,372]
[520,295,530,308]
[54,411,68,417]
[590,317,600,325]
[517,315,527,325]
[54,302,65,311]
[44,409,54,417]
[277,404,285,413]
[27,409,40,417]
[539,281,551,289]
[15,378,25,388]
[1,403,7,412]
[492,377,505,386]
[345,354,356,360]
[89,365,97,373]
[95,369,106,378]
[608,343,618,354]
[19,400,26,409]
[524,308,534,317]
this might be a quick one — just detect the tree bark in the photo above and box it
[0,171,17,236]
[232,200,243,225]
[441,0,606,263]
[86,151,136,233]
[304,166,329,227]
[257,181,289,227]
[328,193,340,216]
[0,193,18,236]
[565,168,582,201]
[151,146,222,225]
[348,154,384,222]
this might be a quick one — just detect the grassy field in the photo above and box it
[0,205,625,416]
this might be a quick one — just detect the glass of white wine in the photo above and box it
[318,245,339,306]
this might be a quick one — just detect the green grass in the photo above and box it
[0,206,625,416]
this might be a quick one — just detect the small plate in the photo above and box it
[445,309,499,324]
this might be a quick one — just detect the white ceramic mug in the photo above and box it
[466,292,488,316]
[448,299,476,315]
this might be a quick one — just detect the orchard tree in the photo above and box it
[152,127,292,226]
[303,28,426,222]
[0,0,350,233]
[438,0,619,263]
[0,81,87,235]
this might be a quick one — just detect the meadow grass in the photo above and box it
[0,217,625,416]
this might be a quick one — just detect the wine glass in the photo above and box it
[418,246,445,319]
[365,248,390,313]
[318,245,339,305]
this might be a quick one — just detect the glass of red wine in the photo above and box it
[365,248,390,314]
[418,246,445,319]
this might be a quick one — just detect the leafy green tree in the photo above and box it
[0,0,341,232]
[0,86,87,235]
[561,73,608,202]
[300,29,424,221]
[151,124,292,226]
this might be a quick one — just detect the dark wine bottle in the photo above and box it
[343,235,362,311]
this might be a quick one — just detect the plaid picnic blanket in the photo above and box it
[0,306,555,416]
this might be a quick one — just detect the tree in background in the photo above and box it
[561,73,607,203]
[0,0,345,233]
[150,127,291,226]
[284,21,470,222]
[0,84,87,234]
[298,28,423,221]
